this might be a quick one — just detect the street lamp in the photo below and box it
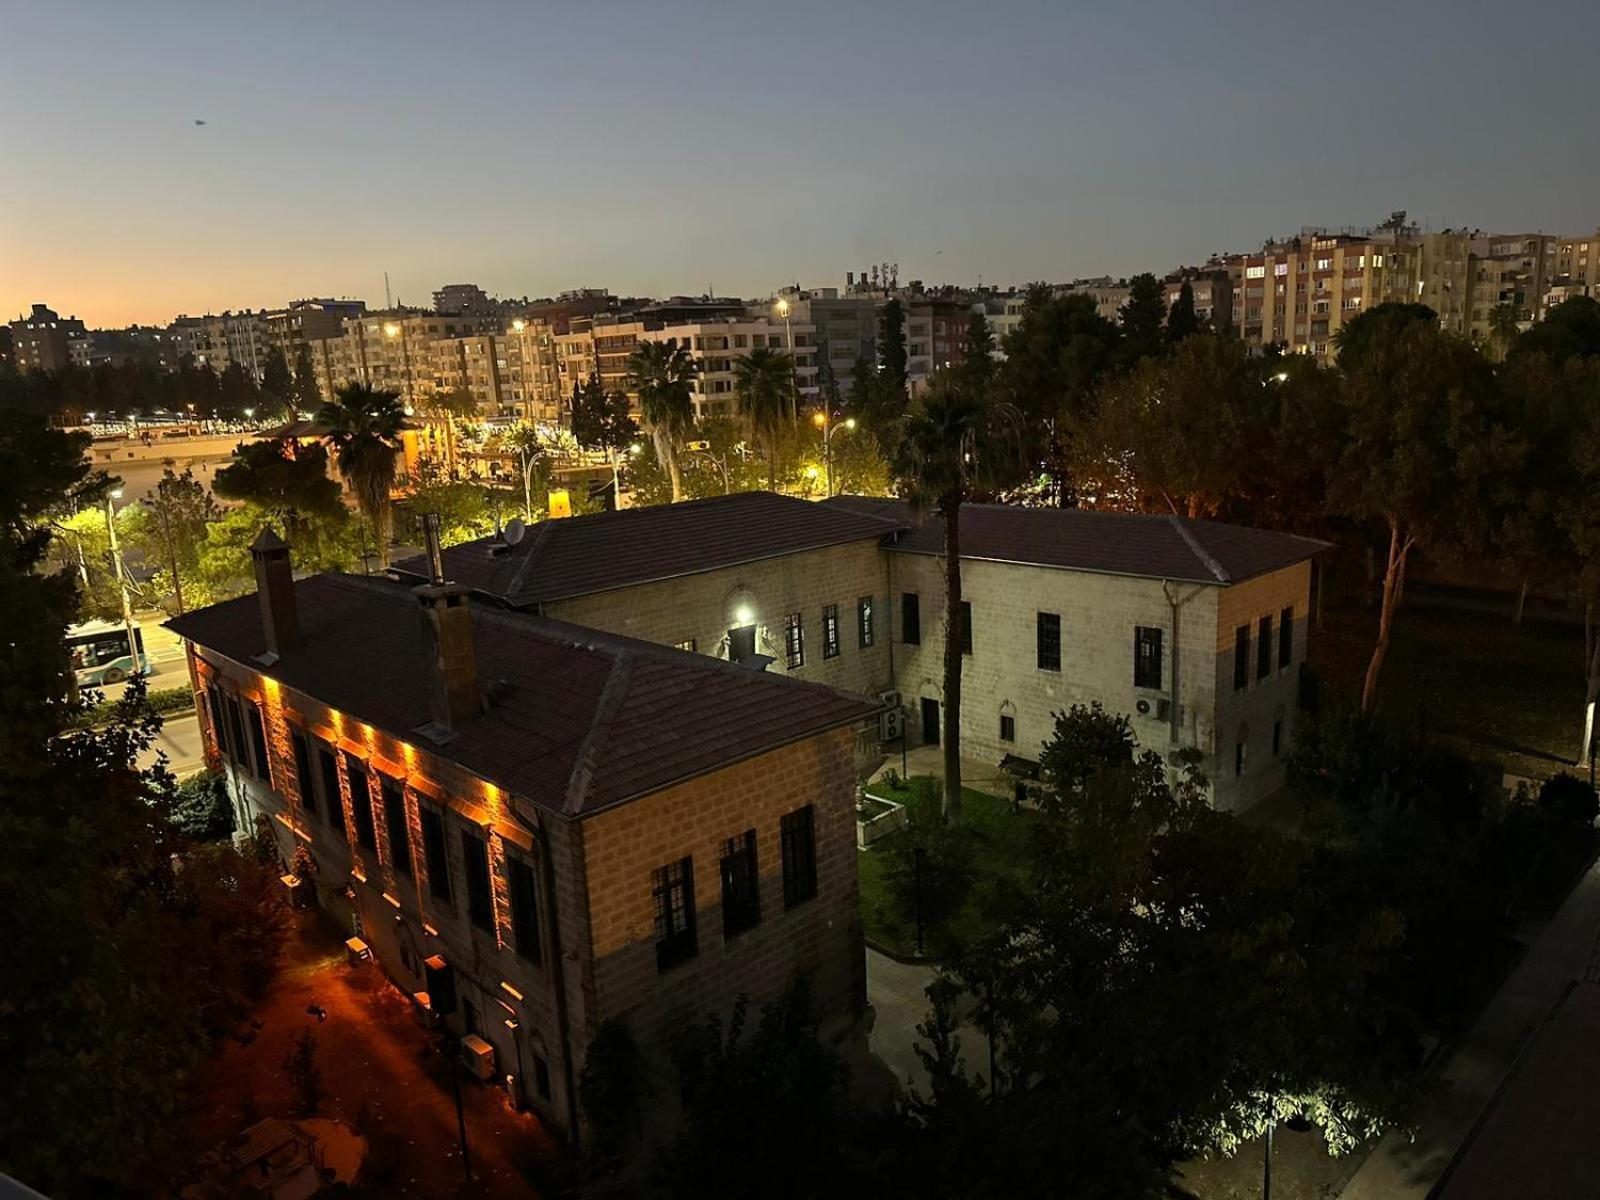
[774,297,797,421]
[104,487,140,681]
[811,410,856,498]
[610,441,642,510]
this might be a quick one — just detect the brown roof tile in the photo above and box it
[392,490,902,608]
[168,574,878,817]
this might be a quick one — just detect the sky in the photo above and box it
[5,0,1599,329]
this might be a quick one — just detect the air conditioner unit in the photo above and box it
[877,692,903,742]
[1155,698,1171,722]
[461,1035,496,1081]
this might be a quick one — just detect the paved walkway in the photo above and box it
[866,947,940,1096]
[867,744,1015,800]
[1341,857,1600,1198]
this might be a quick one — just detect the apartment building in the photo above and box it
[903,297,972,391]
[764,290,878,397]
[321,311,501,407]
[433,283,496,316]
[396,491,1326,812]
[171,528,876,1139]
[8,303,88,372]
[1057,277,1133,323]
[1162,268,1234,331]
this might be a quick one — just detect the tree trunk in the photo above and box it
[1360,520,1408,713]
[667,451,683,504]
[1580,635,1600,765]
[1186,495,1201,519]
[1513,577,1528,625]
[941,502,964,822]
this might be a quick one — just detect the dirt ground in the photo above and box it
[175,911,559,1197]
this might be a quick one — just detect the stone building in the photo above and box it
[170,529,876,1140]
[397,491,1326,812]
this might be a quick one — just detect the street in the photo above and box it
[140,711,205,777]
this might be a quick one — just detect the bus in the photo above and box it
[66,619,150,687]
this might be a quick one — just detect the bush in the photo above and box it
[1539,772,1599,826]
[1039,703,1136,791]
[879,780,977,956]
[171,771,235,841]
[283,1029,322,1117]
[68,685,193,730]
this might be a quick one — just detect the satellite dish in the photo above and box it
[503,518,526,546]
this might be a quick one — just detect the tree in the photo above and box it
[1487,302,1523,362]
[1166,280,1200,343]
[259,347,294,417]
[1117,272,1168,365]
[317,383,405,567]
[733,347,793,488]
[878,298,908,399]
[291,343,323,411]
[143,466,219,614]
[1510,295,1600,364]
[894,372,1022,819]
[999,287,1120,506]
[212,437,344,535]
[570,370,639,456]
[959,311,996,397]
[628,339,698,504]
[1329,307,1518,710]
[417,383,478,478]
[218,360,261,418]
[171,770,236,840]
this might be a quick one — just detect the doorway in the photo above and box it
[728,624,757,664]
[920,697,940,746]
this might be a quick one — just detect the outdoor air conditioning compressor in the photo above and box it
[461,1035,496,1081]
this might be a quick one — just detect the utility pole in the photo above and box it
[105,489,140,674]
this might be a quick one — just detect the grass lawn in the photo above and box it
[1309,601,1586,782]
[858,777,1043,959]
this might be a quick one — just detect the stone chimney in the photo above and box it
[413,513,479,739]
[249,527,298,663]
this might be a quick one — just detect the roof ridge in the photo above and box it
[1165,514,1230,583]
[562,649,634,815]
[502,518,557,604]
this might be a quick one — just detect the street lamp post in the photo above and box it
[775,297,797,422]
[609,441,642,510]
[104,488,140,678]
[811,410,857,499]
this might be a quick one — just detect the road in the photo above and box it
[140,711,205,778]
[88,613,206,777]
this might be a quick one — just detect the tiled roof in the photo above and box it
[391,491,903,608]
[168,574,878,818]
[824,495,1327,585]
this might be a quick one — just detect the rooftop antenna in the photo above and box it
[384,271,392,311]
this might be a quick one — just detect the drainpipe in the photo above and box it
[1161,581,1201,751]
[510,804,582,1142]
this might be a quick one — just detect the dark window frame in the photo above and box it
[959,600,972,655]
[1257,614,1272,680]
[901,592,921,645]
[507,854,542,964]
[346,753,377,853]
[720,830,761,939]
[291,728,316,817]
[381,776,412,878]
[999,713,1016,743]
[1278,606,1293,670]
[419,805,451,903]
[318,743,346,834]
[1037,612,1061,672]
[784,612,804,670]
[781,805,818,910]
[1233,626,1250,691]
[245,703,271,783]
[462,829,495,934]
[1134,626,1163,690]
[652,856,698,971]
[822,604,840,660]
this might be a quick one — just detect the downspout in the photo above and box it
[511,803,582,1142]
[1161,581,1202,751]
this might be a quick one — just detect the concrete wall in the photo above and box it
[546,540,893,700]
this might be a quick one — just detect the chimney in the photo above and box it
[249,527,298,662]
[413,513,479,739]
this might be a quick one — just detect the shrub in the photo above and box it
[1539,772,1599,826]
[283,1030,322,1117]
[1039,703,1136,791]
[880,780,977,955]
[171,771,235,841]
[579,1019,643,1165]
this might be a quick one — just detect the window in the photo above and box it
[462,830,495,934]
[857,596,875,648]
[1257,615,1272,680]
[507,855,542,963]
[901,593,920,645]
[999,713,1016,743]
[959,600,972,655]
[822,604,840,659]
[784,612,804,670]
[381,777,412,878]
[1278,606,1293,669]
[1235,739,1247,778]
[719,830,761,939]
[318,744,345,834]
[533,1053,552,1100]
[419,806,451,903]
[652,856,697,971]
[224,696,246,770]
[291,729,315,816]
[1037,612,1061,672]
[346,754,376,852]
[1234,626,1250,690]
[781,806,818,909]
[674,638,696,653]
[206,689,229,760]
[1134,626,1163,689]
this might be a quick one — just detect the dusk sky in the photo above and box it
[5,0,1599,328]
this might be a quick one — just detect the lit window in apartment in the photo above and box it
[784,612,804,670]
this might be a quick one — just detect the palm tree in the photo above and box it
[894,371,1021,821]
[733,346,793,488]
[420,383,479,477]
[1488,303,1522,362]
[628,339,698,503]
[318,382,405,568]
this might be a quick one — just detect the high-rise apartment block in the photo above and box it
[8,304,87,372]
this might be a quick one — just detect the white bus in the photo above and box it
[66,619,150,686]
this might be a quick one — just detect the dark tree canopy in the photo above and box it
[1510,295,1600,364]
[1166,280,1200,343]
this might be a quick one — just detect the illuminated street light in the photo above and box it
[774,297,797,420]
[814,409,856,498]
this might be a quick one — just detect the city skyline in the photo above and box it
[7,0,1600,327]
